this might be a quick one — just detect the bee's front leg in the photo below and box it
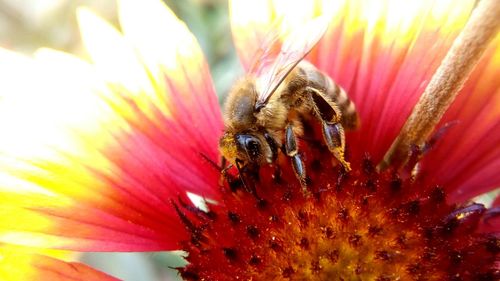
[285,124,308,192]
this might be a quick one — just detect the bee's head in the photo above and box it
[219,132,265,166]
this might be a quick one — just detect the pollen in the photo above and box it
[176,145,498,281]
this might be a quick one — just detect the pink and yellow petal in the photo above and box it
[0,246,117,281]
[0,187,185,251]
[79,0,222,198]
[309,0,498,201]
[0,2,222,252]
[117,0,223,193]
[0,50,184,252]
[311,0,476,161]
[118,0,222,152]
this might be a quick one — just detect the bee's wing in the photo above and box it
[246,17,285,75]
[250,15,330,109]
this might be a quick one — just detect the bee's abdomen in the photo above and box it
[298,61,359,129]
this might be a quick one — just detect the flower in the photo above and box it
[0,0,499,280]
[0,245,117,280]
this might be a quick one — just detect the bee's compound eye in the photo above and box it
[236,134,261,158]
[246,139,260,157]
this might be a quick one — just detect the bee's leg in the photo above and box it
[322,121,351,171]
[307,88,351,171]
[285,124,307,191]
[264,132,278,162]
[264,132,283,183]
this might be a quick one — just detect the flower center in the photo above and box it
[176,144,498,280]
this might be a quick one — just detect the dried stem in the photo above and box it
[379,0,500,170]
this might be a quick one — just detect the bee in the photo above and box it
[219,16,359,189]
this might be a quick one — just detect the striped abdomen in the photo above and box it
[297,61,359,129]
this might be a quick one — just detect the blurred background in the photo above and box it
[0,0,241,98]
[0,0,239,280]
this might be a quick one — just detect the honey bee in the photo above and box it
[219,16,359,189]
